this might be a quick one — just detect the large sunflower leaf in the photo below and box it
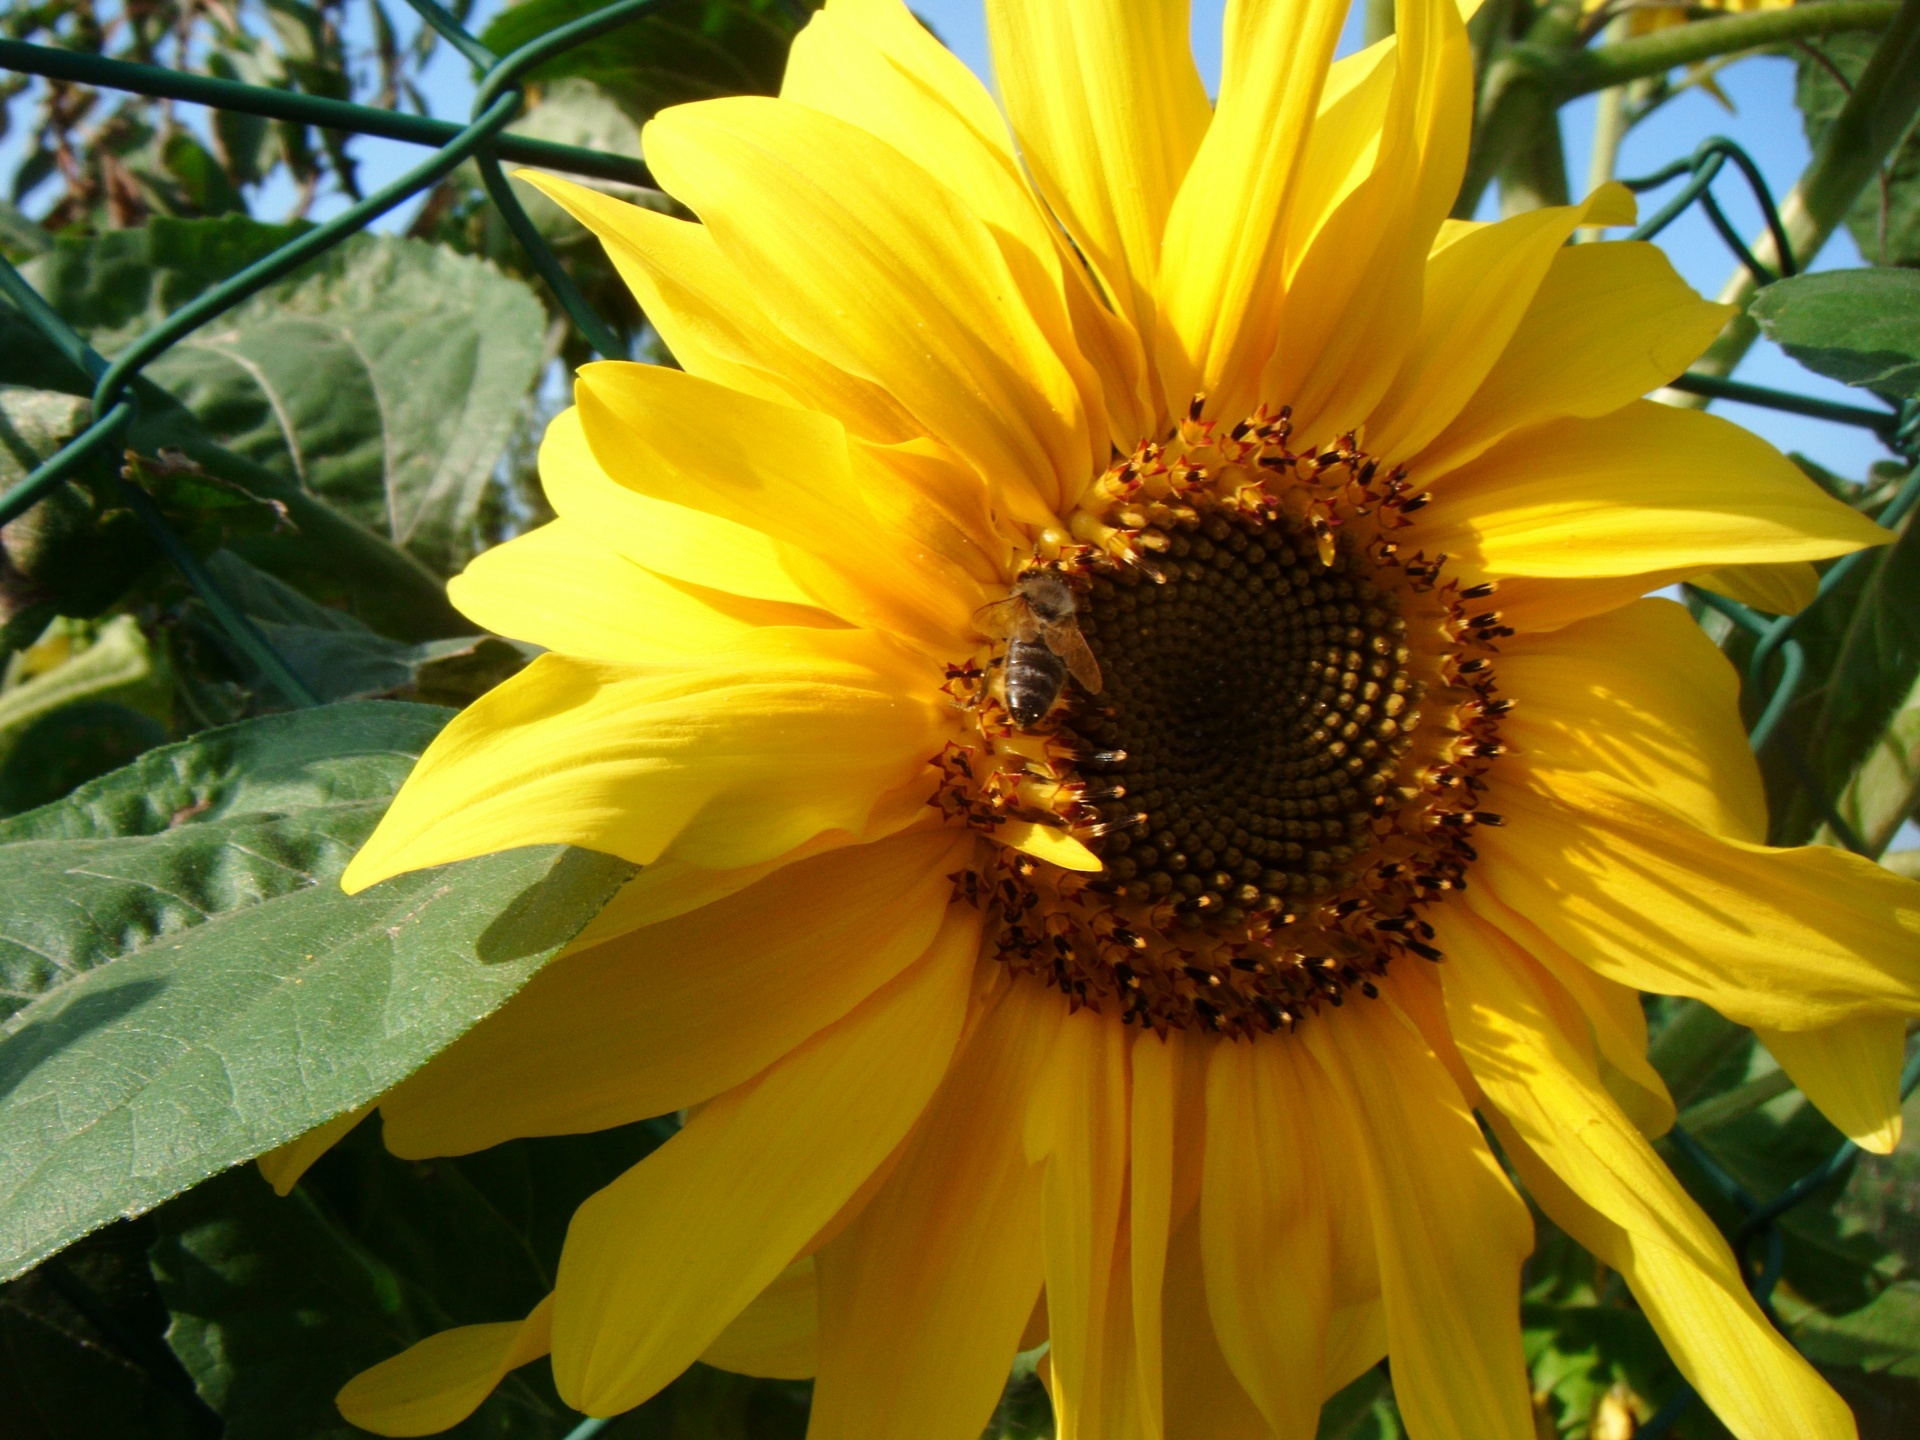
[1749,270,1920,401]
[0,702,631,1281]
[16,216,307,351]
[1796,31,1920,268]
[138,235,545,573]
[0,242,468,640]
[1796,502,1920,851]
[186,551,534,710]
[12,218,547,576]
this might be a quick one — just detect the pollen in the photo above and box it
[934,403,1508,1037]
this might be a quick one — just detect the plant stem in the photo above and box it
[1668,0,1920,396]
[1549,0,1896,96]
[1459,0,1587,216]
[1576,17,1633,239]
[1499,110,1572,213]
[1366,0,1397,45]
[1458,0,1897,215]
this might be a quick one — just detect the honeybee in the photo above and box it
[976,570,1103,728]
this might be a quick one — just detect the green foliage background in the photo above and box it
[0,1,1917,1438]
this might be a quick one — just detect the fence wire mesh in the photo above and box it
[1,14,1917,1438]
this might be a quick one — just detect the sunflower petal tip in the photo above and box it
[1856,1115,1904,1155]
[1581,181,1638,228]
[339,846,400,896]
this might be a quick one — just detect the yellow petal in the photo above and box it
[1420,241,1733,479]
[785,0,1026,241]
[1477,773,1920,1030]
[1161,1212,1274,1440]
[1323,1302,1389,1400]
[1758,1014,1908,1154]
[1157,0,1350,417]
[1501,597,1767,841]
[1201,1039,1332,1439]
[1472,570,1696,637]
[1425,401,1891,581]
[1128,1030,1182,1440]
[380,831,967,1157]
[549,909,978,1415]
[256,1103,370,1196]
[1368,187,1634,463]
[997,819,1106,873]
[1467,886,1675,1137]
[1694,560,1820,616]
[568,792,932,947]
[539,406,820,610]
[1439,913,1853,1440]
[985,0,1208,362]
[700,1257,818,1380]
[809,978,1059,1440]
[448,518,827,668]
[1302,998,1535,1440]
[645,95,1093,514]
[1268,0,1473,443]
[1289,39,1399,260]
[337,1297,552,1438]
[341,630,947,892]
[575,360,979,650]
[783,0,1129,451]
[1025,1006,1130,1440]
[1257,39,1411,439]
[519,173,921,444]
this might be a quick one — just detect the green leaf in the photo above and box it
[0,702,632,1280]
[0,703,171,818]
[0,199,51,264]
[0,615,171,777]
[1729,482,1920,849]
[1750,270,1920,400]
[479,0,810,121]
[1781,1281,1920,1378]
[1646,1001,1897,1314]
[1666,1092,1898,1315]
[150,1160,570,1440]
[0,266,471,641]
[0,386,157,651]
[146,1117,818,1440]
[192,551,533,708]
[141,234,547,572]
[0,1220,218,1440]
[1797,31,1920,268]
[1826,664,1920,855]
[1315,1365,1403,1439]
[18,217,310,354]
[981,1350,1054,1440]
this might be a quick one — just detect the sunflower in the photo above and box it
[323,0,1919,1436]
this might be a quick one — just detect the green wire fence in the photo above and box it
[1,11,1917,1438]
[1619,138,1920,1440]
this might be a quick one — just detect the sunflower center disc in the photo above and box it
[935,414,1510,1037]
[1074,516,1417,923]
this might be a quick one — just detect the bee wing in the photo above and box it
[975,596,1036,641]
[1046,622,1103,695]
